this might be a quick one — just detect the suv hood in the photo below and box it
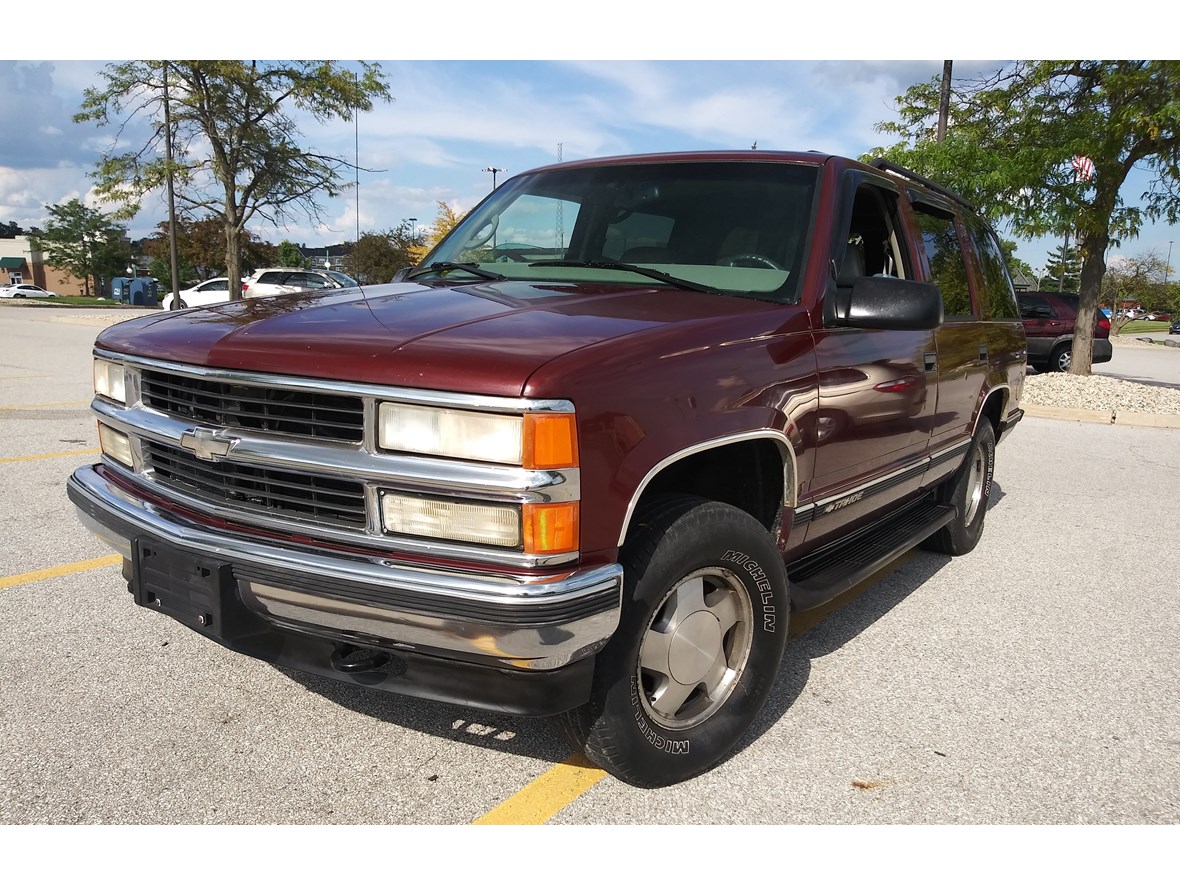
[96,280,781,397]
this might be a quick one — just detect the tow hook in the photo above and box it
[330,643,392,673]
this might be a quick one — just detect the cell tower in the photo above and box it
[556,142,564,251]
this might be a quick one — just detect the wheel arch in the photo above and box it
[616,431,797,547]
[976,384,1008,439]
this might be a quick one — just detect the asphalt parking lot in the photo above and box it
[2,304,1178,831]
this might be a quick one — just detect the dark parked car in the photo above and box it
[1169,318,1180,335]
[1018,291,1112,371]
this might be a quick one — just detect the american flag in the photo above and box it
[1072,155,1095,181]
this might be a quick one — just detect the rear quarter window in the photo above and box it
[913,204,973,318]
[966,218,1020,320]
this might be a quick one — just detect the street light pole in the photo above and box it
[163,62,181,310]
[1165,240,1174,289]
[482,166,506,191]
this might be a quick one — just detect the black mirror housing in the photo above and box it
[827,276,944,331]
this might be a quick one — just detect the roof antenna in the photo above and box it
[751,140,758,150]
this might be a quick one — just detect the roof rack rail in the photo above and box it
[870,158,975,211]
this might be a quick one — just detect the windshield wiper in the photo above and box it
[405,262,507,282]
[528,260,723,296]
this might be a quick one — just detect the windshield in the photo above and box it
[420,160,818,302]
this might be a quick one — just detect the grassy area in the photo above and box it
[1116,320,1169,334]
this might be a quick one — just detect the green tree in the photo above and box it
[869,60,1180,374]
[75,60,391,301]
[998,238,1033,280]
[1101,250,1172,333]
[344,223,422,283]
[276,240,308,268]
[142,216,277,281]
[31,199,129,297]
[148,255,195,291]
[1041,243,1082,293]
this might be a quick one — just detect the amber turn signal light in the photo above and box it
[523,413,578,470]
[522,502,579,555]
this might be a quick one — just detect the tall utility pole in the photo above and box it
[163,63,181,309]
[937,60,952,142]
[354,70,360,243]
[1166,240,1174,288]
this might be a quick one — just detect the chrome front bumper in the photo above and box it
[68,464,622,673]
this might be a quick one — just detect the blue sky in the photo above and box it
[2,12,1173,276]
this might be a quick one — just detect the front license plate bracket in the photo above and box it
[132,539,244,638]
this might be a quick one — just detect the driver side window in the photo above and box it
[836,183,911,287]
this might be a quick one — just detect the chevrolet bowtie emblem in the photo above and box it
[179,427,238,461]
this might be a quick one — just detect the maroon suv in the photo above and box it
[1018,291,1112,372]
[69,151,1026,787]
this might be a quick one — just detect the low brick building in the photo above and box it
[0,235,88,295]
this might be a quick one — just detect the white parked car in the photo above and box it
[160,277,234,311]
[0,283,57,298]
[242,268,359,298]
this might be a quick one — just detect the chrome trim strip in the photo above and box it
[797,436,972,524]
[93,395,580,503]
[96,348,575,414]
[810,459,927,511]
[69,465,621,670]
[616,430,797,547]
[99,457,578,568]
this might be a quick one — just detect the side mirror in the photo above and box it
[391,267,412,283]
[826,276,944,331]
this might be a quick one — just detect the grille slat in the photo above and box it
[141,370,364,442]
[144,441,367,528]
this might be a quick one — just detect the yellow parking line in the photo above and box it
[0,555,122,591]
[473,754,607,825]
[0,400,91,410]
[0,447,100,464]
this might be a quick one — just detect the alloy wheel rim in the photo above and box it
[637,567,753,731]
[964,445,986,525]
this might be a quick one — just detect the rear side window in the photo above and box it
[1019,295,1056,318]
[966,218,1019,320]
[294,273,328,289]
[913,204,972,318]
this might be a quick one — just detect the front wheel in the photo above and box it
[556,496,789,788]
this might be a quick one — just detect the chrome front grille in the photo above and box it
[140,369,364,443]
[143,440,367,529]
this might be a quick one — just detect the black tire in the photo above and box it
[1049,342,1072,372]
[922,419,996,556]
[556,495,789,788]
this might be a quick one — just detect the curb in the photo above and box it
[1023,403,1180,429]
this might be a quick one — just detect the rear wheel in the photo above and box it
[922,419,996,556]
[556,496,789,788]
[1050,342,1072,372]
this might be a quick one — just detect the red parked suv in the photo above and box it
[1018,291,1112,372]
[70,151,1026,787]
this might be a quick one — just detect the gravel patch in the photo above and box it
[1024,372,1180,414]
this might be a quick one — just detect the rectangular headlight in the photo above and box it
[97,423,134,467]
[381,492,521,547]
[378,403,523,464]
[93,359,126,404]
